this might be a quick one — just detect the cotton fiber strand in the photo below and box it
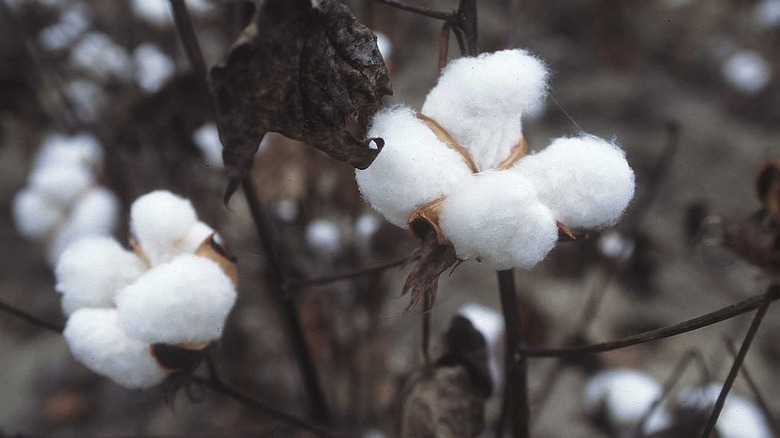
[64,308,166,389]
[117,254,236,344]
[439,171,557,270]
[421,50,548,170]
[355,106,473,227]
[513,136,635,228]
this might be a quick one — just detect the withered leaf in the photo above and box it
[401,232,458,311]
[211,0,392,199]
[725,209,780,278]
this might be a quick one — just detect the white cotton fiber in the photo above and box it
[584,369,663,428]
[438,171,558,270]
[193,122,224,168]
[117,254,236,344]
[306,219,342,255]
[70,32,133,82]
[356,106,474,227]
[130,191,199,265]
[28,163,94,207]
[754,0,780,29]
[421,49,549,170]
[133,43,176,94]
[64,308,167,389]
[180,221,215,254]
[722,50,772,94]
[513,135,634,229]
[38,6,91,52]
[55,236,146,315]
[34,133,103,170]
[677,384,771,438]
[12,189,64,238]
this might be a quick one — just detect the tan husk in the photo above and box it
[195,234,239,287]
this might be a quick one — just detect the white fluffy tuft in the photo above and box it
[133,43,176,94]
[28,163,94,206]
[12,189,64,238]
[193,122,224,168]
[677,384,771,438]
[439,171,558,270]
[34,133,103,170]
[513,135,635,229]
[64,308,166,389]
[356,106,474,227]
[117,254,237,344]
[584,369,665,429]
[69,32,133,82]
[130,191,199,265]
[55,236,147,316]
[421,49,549,170]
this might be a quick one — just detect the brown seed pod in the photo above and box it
[195,233,238,286]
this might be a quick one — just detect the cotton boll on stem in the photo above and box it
[38,5,91,52]
[69,32,133,82]
[64,308,167,389]
[513,135,635,229]
[117,254,236,345]
[584,369,668,431]
[421,49,549,170]
[28,163,95,207]
[12,189,65,239]
[193,122,224,169]
[722,50,772,95]
[55,236,146,315]
[133,43,176,94]
[677,384,772,438]
[439,171,558,270]
[130,191,199,265]
[34,133,103,170]
[458,303,504,389]
[355,106,474,227]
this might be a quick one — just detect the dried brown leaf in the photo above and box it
[211,0,392,200]
[401,232,458,311]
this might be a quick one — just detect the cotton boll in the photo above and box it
[513,136,634,229]
[192,122,224,168]
[274,199,299,222]
[722,50,772,94]
[179,221,215,255]
[70,32,133,82]
[63,79,107,123]
[584,369,663,429]
[64,308,167,389]
[754,0,780,29]
[356,106,474,227]
[34,133,103,170]
[38,5,91,51]
[597,230,635,261]
[439,171,558,270]
[12,189,64,239]
[117,254,236,344]
[133,44,176,94]
[374,31,391,61]
[131,0,172,25]
[677,384,771,438]
[28,163,94,206]
[421,49,549,170]
[458,303,504,388]
[306,219,342,255]
[354,213,382,251]
[48,187,120,266]
[55,236,146,315]
[130,191,199,265]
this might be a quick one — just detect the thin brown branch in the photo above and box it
[437,22,451,72]
[0,299,64,334]
[523,286,780,357]
[369,0,452,20]
[497,269,529,438]
[700,290,773,437]
[723,337,780,437]
[169,0,211,95]
[287,257,409,290]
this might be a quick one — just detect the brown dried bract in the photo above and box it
[211,0,392,201]
[401,232,458,311]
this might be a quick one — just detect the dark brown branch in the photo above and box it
[169,0,211,95]
[369,0,451,20]
[0,299,64,334]
[497,269,529,438]
[287,257,408,290]
[523,286,780,357]
[700,289,774,437]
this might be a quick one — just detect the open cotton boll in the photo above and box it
[458,303,504,388]
[677,384,771,438]
[70,32,133,82]
[421,49,548,170]
[130,191,199,265]
[356,106,474,227]
[193,122,224,168]
[722,50,772,94]
[754,0,780,29]
[439,171,558,270]
[47,187,120,266]
[38,6,91,52]
[133,44,176,94]
[55,236,146,315]
[584,369,664,429]
[12,189,65,238]
[34,133,103,170]
[117,254,236,344]
[28,163,94,206]
[306,219,343,255]
[64,308,167,389]
[513,136,634,229]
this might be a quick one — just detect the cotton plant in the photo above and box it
[355,49,635,271]
[12,133,119,266]
[55,191,238,389]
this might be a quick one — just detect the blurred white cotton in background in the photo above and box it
[722,50,772,94]
[597,230,635,261]
[70,32,133,82]
[38,5,91,51]
[34,133,102,170]
[131,0,214,25]
[63,79,106,123]
[458,303,504,388]
[374,31,391,61]
[754,0,780,29]
[585,369,670,432]
[677,384,771,438]
[306,219,343,256]
[274,199,299,223]
[133,44,175,93]
[193,122,224,168]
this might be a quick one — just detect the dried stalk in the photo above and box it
[497,269,529,438]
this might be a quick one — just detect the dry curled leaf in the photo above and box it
[401,232,458,311]
[211,0,392,200]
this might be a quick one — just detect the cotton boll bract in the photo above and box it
[130,191,199,265]
[117,254,236,345]
[12,189,65,239]
[584,369,667,431]
[133,43,176,94]
[56,236,146,315]
[421,50,549,170]
[722,50,772,95]
[513,136,635,229]
[439,171,558,270]
[64,308,167,389]
[355,106,474,227]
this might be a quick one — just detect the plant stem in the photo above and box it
[0,299,64,334]
[369,0,451,20]
[287,257,408,290]
[497,269,529,438]
[522,287,780,357]
[700,286,774,438]
[169,0,210,95]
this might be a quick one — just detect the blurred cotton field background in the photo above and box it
[1,0,780,437]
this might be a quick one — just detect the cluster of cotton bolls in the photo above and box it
[304,213,384,258]
[12,133,119,266]
[584,369,772,438]
[356,49,635,270]
[55,191,238,389]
